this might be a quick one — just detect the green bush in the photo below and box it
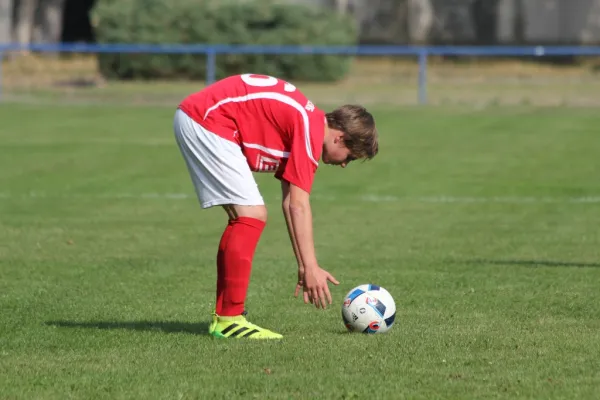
[92,0,358,82]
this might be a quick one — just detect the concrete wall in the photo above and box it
[288,0,600,45]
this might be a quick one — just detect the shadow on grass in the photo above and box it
[465,259,600,268]
[45,320,210,335]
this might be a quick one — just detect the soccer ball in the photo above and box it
[341,284,396,334]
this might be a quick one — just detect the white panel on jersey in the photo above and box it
[242,142,291,158]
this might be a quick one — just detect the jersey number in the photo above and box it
[240,74,296,93]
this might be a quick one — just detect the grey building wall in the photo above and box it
[288,0,600,45]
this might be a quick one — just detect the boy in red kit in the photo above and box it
[174,73,378,339]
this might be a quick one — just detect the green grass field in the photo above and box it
[1,103,600,399]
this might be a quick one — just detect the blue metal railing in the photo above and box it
[1,43,600,104]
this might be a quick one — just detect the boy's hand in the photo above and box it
[302,266,340,309]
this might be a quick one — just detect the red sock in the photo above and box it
[216,220,234,313]
[215,217,266,317]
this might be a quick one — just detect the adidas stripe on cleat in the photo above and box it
[220,324,260,338]
[208,314,283,339]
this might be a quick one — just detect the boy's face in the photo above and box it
[322,130,355,168]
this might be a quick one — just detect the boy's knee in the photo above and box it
[227,205,268,223]
[247,206,268,223]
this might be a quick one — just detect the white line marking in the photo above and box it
[1,192,600,204]
[360,195,600,204]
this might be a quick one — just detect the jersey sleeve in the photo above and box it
[276,116,320,194]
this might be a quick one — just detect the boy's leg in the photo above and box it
[173,108,282,339]
[216,205,267,317]
[211,204,282,339]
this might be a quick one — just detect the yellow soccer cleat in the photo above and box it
[208,313,283,339]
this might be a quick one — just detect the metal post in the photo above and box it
[0,51,3,102]
[206,49,216,85]
[418,49,428,105]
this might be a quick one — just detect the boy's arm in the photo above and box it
[281,180,307,300]
[281,180,338,308]
[281,181,318,268]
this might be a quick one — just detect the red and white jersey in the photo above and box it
[178,74,326,194]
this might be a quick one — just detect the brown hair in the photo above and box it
[326,105,379,160]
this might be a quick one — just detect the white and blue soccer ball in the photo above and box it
[341,284,396,334]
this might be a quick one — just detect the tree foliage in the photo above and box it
[92,0,358,82]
